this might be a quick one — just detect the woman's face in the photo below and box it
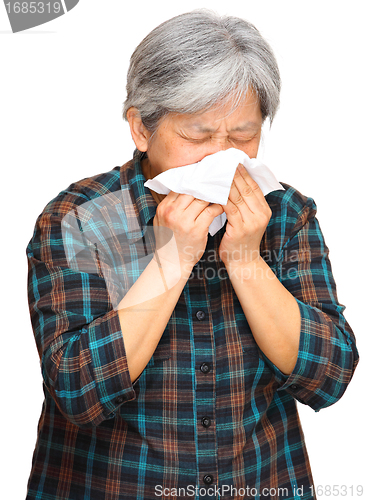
[139,89,263,179]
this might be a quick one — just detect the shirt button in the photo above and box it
[203,474,214,485]
[195,310,206,321]
[200,362,211,374]
[115,395,125,405]
[201,416,211,428]
[291,384,298,391]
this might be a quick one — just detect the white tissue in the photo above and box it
[144,148,284,236]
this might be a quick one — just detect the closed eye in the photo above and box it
[230,137,253,144]
[176,132,259,144]
[176,133,209,143]
[230,133,259,144]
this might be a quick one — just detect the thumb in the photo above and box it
[198,203,224,225]
[206,203,224,218]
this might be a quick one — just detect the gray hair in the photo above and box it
[123,10,281,131]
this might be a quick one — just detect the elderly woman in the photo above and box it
[26,10,358,500]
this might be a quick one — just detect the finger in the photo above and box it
[229,180,272,227]
[236,164,266,204]
[222,197,246,229]
[228,178,262,217]
[159,191,197,215]
[226,177,272,235]
[177,197,225,230]
[222,199,247,241]
[195,203,224,228]
[164,190,192,204]
[158,192,212,226]
[199,203,224,220]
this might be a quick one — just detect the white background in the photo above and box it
[1,1,364,498]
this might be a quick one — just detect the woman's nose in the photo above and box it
[204,137,232,156]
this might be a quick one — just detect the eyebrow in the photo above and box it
[187,121,261,133]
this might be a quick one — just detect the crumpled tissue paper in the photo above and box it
[144,148,284,236]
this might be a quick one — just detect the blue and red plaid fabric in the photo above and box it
[26,150,359,500]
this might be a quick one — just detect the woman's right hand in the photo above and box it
[152,191,224,277]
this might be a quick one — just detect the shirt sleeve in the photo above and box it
[27,203,137,428]
[262,188,359,411]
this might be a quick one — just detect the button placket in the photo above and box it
[189,266,217,491]
[194,323,217,489]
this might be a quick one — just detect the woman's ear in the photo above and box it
[126,107,151,152]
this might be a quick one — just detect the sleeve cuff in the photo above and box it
[88,309,137,418]
[260,298,332,407]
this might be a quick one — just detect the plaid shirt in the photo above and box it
[26,150,359,500]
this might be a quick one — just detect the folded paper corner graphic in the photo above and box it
[64,0,79,11]
[3,0,80,33]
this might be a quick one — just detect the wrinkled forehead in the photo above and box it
[164,92,263,133]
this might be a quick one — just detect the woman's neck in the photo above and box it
[141,157,166,205]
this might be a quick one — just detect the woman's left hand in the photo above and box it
[219,164,272,269]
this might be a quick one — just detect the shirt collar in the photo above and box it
[120,149,157,231]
